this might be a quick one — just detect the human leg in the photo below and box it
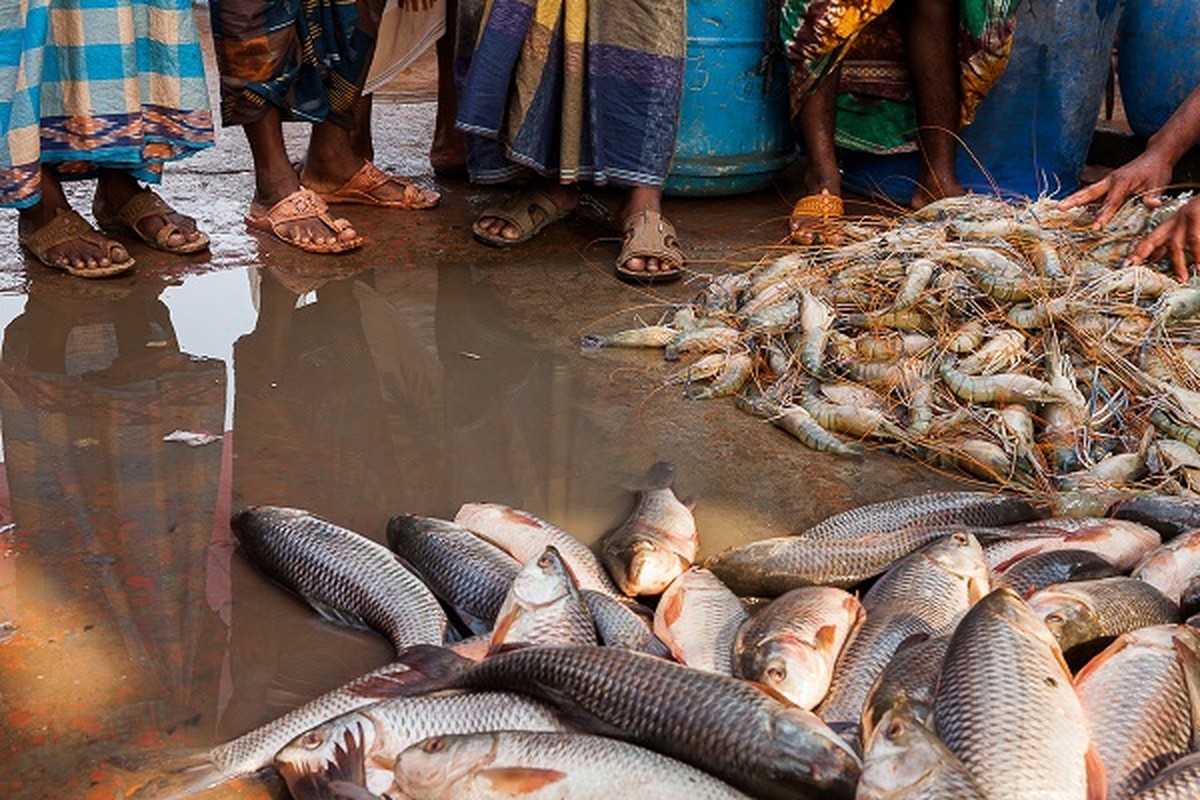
[301,118,440,209]
[908,0,963,208]
[790,66,844,244]
[431,0,466,176]
[243,108,361,251]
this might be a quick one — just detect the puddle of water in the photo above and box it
[0,242,960,798]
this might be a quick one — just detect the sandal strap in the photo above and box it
[483,188,565,231]
[21,209,126,264]
[791,190,844,221]
[261,188,343,235]
[618,209,685,270]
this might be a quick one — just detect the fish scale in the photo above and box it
[1029,577,1179,652]
[387,514,521,635]
[934,589,1095,800]
[1130,753,1200,799]
[798,491,1041,541]
[654,568,747,674]
[1076,625,1200,800]
[582,590,672,657]
[231,506,447,652]
[394,731,751,799]
[401,644,860,800]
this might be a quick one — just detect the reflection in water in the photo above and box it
[0,258,585,797]
[0,276,227,797]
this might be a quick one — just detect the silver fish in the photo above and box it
[653,567,748,674]
[394,731,751,799]
[797,491,1042,541]
[733,586,862,710]
[1075,625,1200,800]
[1134,530,1200,605]
[454,503,621,597]
[492,546,596,650]
[858,706,985,800]
[934,588,1103,800]
[996,549,1118,599]
[599,461,698,596]
[1128,752,1200,799]
[276,692,569,799]
[231,506,446,652]
[1028,577,1179,653]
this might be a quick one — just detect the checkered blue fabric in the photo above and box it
[0,0,214,208]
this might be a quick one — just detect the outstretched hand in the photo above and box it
[1125,195,1200,280]
[1059,149,1176,229]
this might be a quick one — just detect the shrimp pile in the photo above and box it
[584,194,1200,495]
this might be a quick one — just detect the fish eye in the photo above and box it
[951,532,968,545]
[1046,612,1064,626]
[537,553,553,568]
[301,731,324,749]
[423,738,445,753]
[887,720,905,739]
[766,666,786,682]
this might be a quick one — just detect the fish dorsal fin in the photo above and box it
[480,767,568,794]
[1084,740,1108,800]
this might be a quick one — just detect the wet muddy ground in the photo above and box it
[0,58,978,800]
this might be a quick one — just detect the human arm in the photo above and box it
[1060,82,1200,228]
[1124,195,1200,280]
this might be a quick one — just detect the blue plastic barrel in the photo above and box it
[840,0,1123,203]
[664,1,797,197]
[1117,0,1200,138]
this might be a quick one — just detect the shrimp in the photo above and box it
[799,383,907,441]
[945,319,987,353]
[685,351,756,400]
[581,325,679,349]
[939,360,1073,405]
[663,325,742,362]
[735,392,864,459]
[892,258,937,311]
[799,289,835,377]
[956,329,1026,375]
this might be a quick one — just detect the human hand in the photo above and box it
[1125,196,1200,280]
[1059,149,1176,229]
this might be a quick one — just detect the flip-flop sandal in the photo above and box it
[472,188,573,248]
[94,189,210,254]
[244,188,364,254]
[790,189,845,245]
[313,161,440,209]
[19,209,136,278]
[615,209,685,284]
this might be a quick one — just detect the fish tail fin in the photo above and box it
[350,644,471,698]
[117,747,242,799]
[644,461,676,489]
[284,719,373,800]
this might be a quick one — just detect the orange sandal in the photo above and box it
[19,209,136,278]
[244,188,364,254]
[789,189,845,245]
[312,161,440,209]
[93,189,210,254]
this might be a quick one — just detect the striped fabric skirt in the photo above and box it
[455,0,685,188]
[780,0,1018,154]
[208,0,385,128]
[0,0,214,209]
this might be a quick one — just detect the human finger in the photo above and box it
[1059,176,1111,210]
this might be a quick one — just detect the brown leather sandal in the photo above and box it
[94,189,210,254]
[244,188,364,254]
[615,209,684,284]
[472,188,574,248]
[789,189,845,245]
[18,209,136,278]
[313,161,440,209]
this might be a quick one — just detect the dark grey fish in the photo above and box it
[582,590,672,658]
[369,645,861,800]
[387,514,521,636]
[860,629,952,743]
[599,461,698,597]
[798,491,1042,542]
[231,506,446,652]
[1109,493,1200,539]
[996,549,1118,599]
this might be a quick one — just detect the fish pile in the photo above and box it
[135,480,1200,800]
[584,194,1200,495]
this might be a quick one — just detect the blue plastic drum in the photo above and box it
[664,1,797,197]
[1118,0,1200,139]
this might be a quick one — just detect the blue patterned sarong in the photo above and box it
[0,0,214,209]
[455,0,686,188]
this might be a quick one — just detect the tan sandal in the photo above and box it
[472,188,573,248]
[244,188,364,254]
[18,209,136,278]
[789,189,845,245]
[615,209,684,284]
[94,189,210,254]
[312,161,440,209]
